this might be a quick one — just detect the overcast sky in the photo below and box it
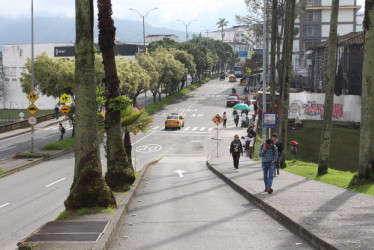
[0,0,366,33]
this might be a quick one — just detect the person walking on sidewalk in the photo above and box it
[59,123,65,141]
[259,139,278,194]
[233,110,239,127]
[272,133,283,176]
[241,111,247,127]
[54,105,59,120]
[230,134,243,172]
[223,112,227,128]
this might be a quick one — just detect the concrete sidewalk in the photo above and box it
[0,116,67,141]
[208,128,374,250]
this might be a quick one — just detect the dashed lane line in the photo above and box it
[0,146,16,152]
[45,178,66,188]
[0,203,10,209]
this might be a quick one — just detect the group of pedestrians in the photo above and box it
[229,132,283,194]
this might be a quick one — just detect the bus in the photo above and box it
[234,66,243,78]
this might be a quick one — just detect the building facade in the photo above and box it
[144,34,178,43]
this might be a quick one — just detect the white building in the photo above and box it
[144,34,178,43]
[1,43,73,109]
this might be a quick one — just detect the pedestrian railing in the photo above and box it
[0,113,55,134]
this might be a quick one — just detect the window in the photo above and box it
[302,26,319,37]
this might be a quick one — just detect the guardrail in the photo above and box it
[0,113,56,134]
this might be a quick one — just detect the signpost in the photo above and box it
[19,112,25,121]
[27,103,39,116]
[132,127,141,172]
[26,90,39,152]
[60,105,71,115]
[212,114,223,157]
[263,113,278,129]
[60,93,71,103]
[27,91,39,103]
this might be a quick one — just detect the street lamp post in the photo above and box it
[31,0,35,153]
[201,26,214,40]
[178,19,196,41]
[129,7,158,108]
[262,0,268,143]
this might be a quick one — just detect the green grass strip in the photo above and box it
[0,168,4,174]
[41,137,75,150]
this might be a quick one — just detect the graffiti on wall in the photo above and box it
[289,101,344,120]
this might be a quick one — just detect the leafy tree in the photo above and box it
[357,0,374,180]
[318,0,340,175]
[97,0,134,191]
[216,18,229,41]
[121,109,153,171]
[147,37,178,53]
[277,0,296,169]
[64,0,116,209]
[170,48,196,89]
[137,54,160,102]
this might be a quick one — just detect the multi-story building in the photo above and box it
[294,0,361,64]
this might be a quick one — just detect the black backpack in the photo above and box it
[61,127,65,134]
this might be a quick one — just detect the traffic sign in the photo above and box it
[27,91,39,103]
[212,114,223,126]
[27,104,39,115]
[60,105,71,115]
[28,116,37,125]
[263,112,278,129]
[60,93,71,103]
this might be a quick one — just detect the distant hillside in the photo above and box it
[0,16,192,50]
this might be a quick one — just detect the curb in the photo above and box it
[206,158,346,250]
[0,148,74,179]
[94,158,162,250]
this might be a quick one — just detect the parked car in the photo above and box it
[229,75,237,82]
[227,96,239,107]
[165,113,184,130]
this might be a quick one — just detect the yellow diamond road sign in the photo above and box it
[212,114,223,126]
[60,105,71,115]
[27,104,39,115]
[27,91,39,103]
[60,93,71,103]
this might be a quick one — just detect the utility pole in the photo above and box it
[31,0,35,153]
[178,19,196,41]
[262,0,268,143]
[129,7,158,108]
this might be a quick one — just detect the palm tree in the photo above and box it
[64,0,116,210]
[121,109,153,171]
[318,0,340,175]
[216,18,229,41]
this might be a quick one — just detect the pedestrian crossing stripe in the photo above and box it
[150,126,215,132]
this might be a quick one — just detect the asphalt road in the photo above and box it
[0,78,311,249]
[0,120,73,162]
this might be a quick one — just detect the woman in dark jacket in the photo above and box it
[230,134,244,171]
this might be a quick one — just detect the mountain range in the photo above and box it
[0,16,194,51]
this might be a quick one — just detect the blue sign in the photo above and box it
[263,113,278,128]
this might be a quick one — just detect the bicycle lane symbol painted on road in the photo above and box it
[136,144,163,153]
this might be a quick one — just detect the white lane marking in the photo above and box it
[174,170,186,178]
[43,127,55,131]
[184,127,191,131]
[208,127,214,131]
[0,203,10,209]
[0,158,6,161]
[152,126,160,130]
[199,127,206,131]
[45,178,66,188]
[0,146,16,152]
[131,131,155,146]
[41,134,56,140]
[192,127,198,131]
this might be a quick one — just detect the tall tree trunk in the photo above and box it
[124,131,133,170]
[270,0,278,112]
[318,0,340,175]
[278,0,296,168]
[98,0,135,191]
[65,0,116,210]
[358,0,374,179]
[276,13,285,96]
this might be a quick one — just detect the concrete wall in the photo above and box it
[288,93,361,122]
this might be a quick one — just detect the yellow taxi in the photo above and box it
[165,113,184,130]
[229,75,237,82]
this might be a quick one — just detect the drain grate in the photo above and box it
[24,221,109,242]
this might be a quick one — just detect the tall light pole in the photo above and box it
[262,0,268,143]
[129,7,158,54]
[31,0,35,152]
[178,19,196,41]
[201,26,214,40]
[129,7,158,108]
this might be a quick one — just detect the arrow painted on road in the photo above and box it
[174,170,186,177]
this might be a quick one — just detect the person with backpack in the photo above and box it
[258,139,278,194]
[272,133,283,176]
[233,110,239,127]
[247,126,256,138]
[230,134,244,172]
[59,123,65,141]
